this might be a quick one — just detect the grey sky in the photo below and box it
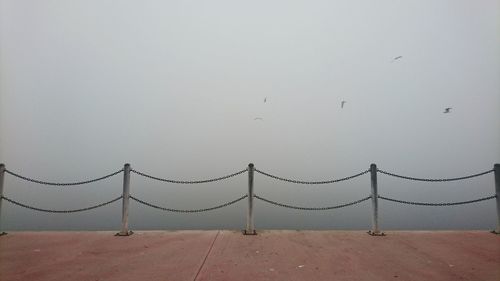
[0,0,499,230]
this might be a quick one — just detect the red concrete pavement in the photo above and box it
[197,230,500,281]
[0,231,217,281]
[1,231,499,281]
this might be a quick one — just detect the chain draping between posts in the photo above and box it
[254,169,370,184]
[254,194,372,210]
[4,165,493,187]
[4,169,124,186]
[1,164,497,216]
[129,194,248,213]
[1,195,122,213]
[377,169,494,182]
[378,195,497,206]
[130,168,248,184]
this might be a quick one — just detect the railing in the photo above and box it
[0,163,498,236]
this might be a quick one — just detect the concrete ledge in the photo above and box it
[1,230,499,281]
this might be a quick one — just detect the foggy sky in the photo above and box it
[1,0,499,230]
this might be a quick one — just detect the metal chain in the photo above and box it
[1,195,123,213]
[4,169,124,186]
[377,169,494,182]
[130,168,248,184]
[378,195,496,206]
[254,169,370,184]
[129,194,248,213]
[254,194,372,210]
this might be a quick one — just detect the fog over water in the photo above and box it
[1,0,499,231]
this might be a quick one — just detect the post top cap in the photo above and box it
[248,163,254,167]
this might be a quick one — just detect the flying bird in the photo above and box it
[264,97,267,103]
[341,101,346,108]
[443,108,452,113]
[254,117,263,121]
[392,56,403,62]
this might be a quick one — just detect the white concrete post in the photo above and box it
[117,163,133,236]
[493,164,500,234]
[244,163,256,235]
[369,164,384,236]
[0,164,6,235]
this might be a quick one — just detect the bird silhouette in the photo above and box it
[341,101,346,108]
[443,108,452,113]
[254,117,263,121]
[264,97,267,103]
[392,56,403,62]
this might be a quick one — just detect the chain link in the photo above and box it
[254,194,372,210]
[254,169,370,184]
[129,194,248,213]
[377,169,494,182]
[4,169,124,186]
[130,168,248,184]
[378,195,496,206]
[1,195,123,213]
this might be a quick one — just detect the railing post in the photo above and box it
[244,163,256,235]
[116,163,133,236]
[0,164,6,235]
[493,164,500,234]
[368,163,384,236]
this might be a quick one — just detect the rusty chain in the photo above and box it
[254,169,370,184]
[1,195,123,213]
[129,194,248,212]
[254,194,372,210]
[377,169,494,182]
[131,168,248,184]
[378,195,496,206]
[4,169,123,186]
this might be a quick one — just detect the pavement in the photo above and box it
[0,230,499,281]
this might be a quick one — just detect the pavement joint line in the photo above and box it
[193,230,220,281]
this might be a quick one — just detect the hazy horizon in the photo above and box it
[1,0,499,231]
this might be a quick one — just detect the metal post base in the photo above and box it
[367,230,385,236]
[490,230,500,235]
[0,232,7,236]
[115,230,133,236]
[242,230,257,235]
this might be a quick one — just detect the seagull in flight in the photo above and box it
[443,107,452,113]
[341,101,346,108]
[254,117,263,121]
[392,56,403,62]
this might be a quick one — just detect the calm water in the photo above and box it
[1,166,497,231]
